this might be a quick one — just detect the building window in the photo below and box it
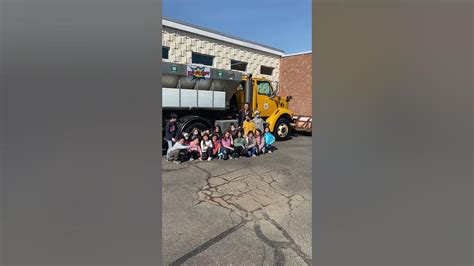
[260,66,274,75]
[162,47,170,59]
[192,52,214,66]
[230,59,247,71]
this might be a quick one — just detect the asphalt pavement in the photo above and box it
[162,135,312,265]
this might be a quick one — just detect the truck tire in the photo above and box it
[274,118,291,141]
[183,122,209,134]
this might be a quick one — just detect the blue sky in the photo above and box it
[163,0,311,54]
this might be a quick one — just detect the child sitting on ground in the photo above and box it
[187,137,202,161]
[166,136,189,164]
[246,131,257,157]
[228,123,238,138]
[190,128,201,141]
[213,125,222,138]
[182,132,190,144]
[219,131,235,160]
[255,129,266,155]
[211,134,221,159]
[200,133,213,161]
[243,114,256,135]
[233,130,247,158]
[263,126,275,153]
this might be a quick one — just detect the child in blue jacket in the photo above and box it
[263,126,275,153]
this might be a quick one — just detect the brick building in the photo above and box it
[279,52,312,116]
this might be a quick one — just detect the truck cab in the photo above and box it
[237,75,294,140]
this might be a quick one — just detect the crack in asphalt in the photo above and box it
[273,247,286,266]
[181,163,312,265]
[260,212,312,265]
[261,243,267,266]
[169,221,247,266]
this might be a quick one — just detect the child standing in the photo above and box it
[200,133,213,161]
[164,113,178,153]
[187,137,202,161]
[246,131,257,157]
[220,131,235,160]
[233,130,247,158]
[263,126,276,153]
[243,114,256,135]
[211,134,222,159]
[166,136,188,164]
[255,129,266,155]
[253,111,265,133]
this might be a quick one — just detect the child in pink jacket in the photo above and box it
[187,137,202,161]
[255,129,266,155]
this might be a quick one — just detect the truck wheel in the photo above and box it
[274,118,291,141]
[183,122,209,134]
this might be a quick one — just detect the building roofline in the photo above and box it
[162,17,285,56]
[282,51,312,57]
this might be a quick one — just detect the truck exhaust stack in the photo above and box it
[245,74,252,108]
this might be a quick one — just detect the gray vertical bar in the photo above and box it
[0,0,5,263]
[313,1,472,265]
[2,0,162,265]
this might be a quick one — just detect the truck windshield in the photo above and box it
[257,81,273,96]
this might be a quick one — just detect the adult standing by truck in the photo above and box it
[165,113,178,153]
[238,102,251,127]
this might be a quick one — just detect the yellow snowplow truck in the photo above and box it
[234,75,293,140]
[162,62,294,140]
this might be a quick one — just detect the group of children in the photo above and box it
[165,112,276,164]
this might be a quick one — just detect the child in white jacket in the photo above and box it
[166,136,189,164]
[200,133,213,161]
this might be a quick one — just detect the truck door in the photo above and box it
[255,80,278,117]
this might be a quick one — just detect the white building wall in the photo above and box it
[162,26,280,82]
